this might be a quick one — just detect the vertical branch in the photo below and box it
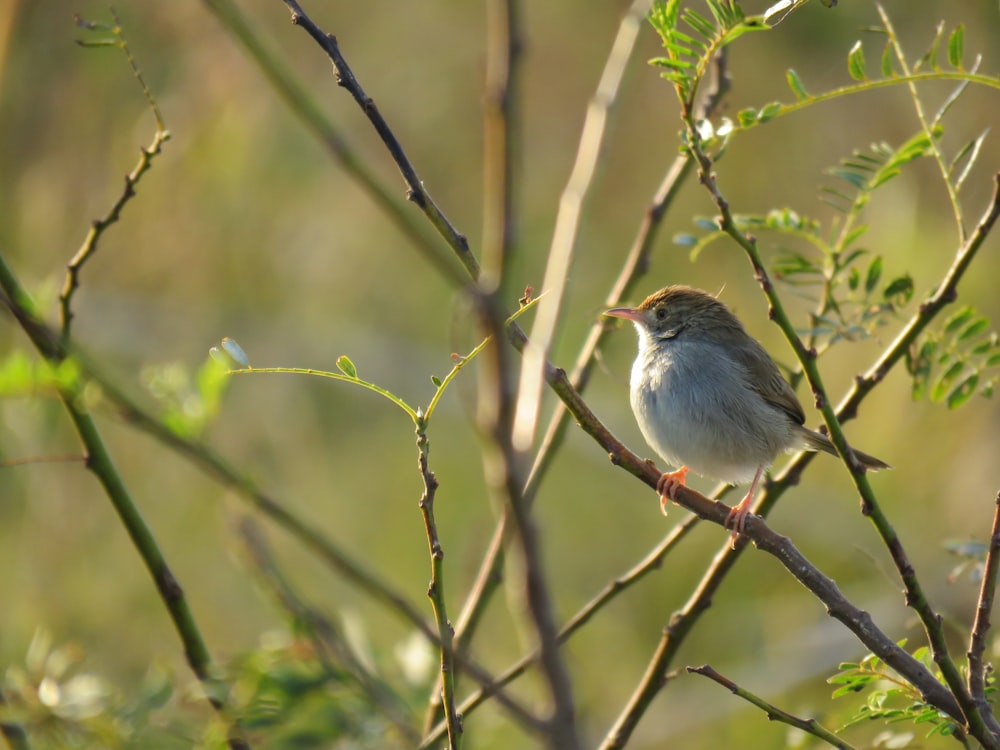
[478,0,580,744]
[444,43,729,721]
[480,0,522,292]
[423,0,522,738]
[513,0,650,450]
[968,492,1000,718]
[477,297,581,750]
[414,418,462,748]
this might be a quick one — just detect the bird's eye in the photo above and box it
[655,307,667,320]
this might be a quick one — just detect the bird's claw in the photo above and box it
[656,466,689,515]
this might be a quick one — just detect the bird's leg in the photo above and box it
[656,466,689,515]
[725,464,764,547]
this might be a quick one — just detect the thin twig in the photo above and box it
[414,419,462,748]
[422,0,523,737]
[876,5,966,241]
[480,0,521,292]
[60,11,170,339]
[968,492,1000,715]
[688,664,860,750]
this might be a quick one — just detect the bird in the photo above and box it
[605,285,889,544]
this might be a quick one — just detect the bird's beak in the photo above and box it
[604,306,644,324]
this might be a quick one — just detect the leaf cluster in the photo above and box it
[829,646,966,740]
[907,306,1000,409]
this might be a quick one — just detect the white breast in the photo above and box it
[628,332,797,485]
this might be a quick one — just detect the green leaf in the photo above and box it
[952,128,990,193]
[864,256,883,294]
[673,233,698,247]
[883,275,914,304]
[756,102,782,123]
[947,24,964,69]
[970,336,997,356]
[785,69,809,100]
[915,21,945,72]
[430,375,442,387]
[737,108,758,127]
[943,306,974,334]
[336,355,358,379]
[986,351,1000,368]
[847,40,867,81]
[880,40,895,77]
[683,8,716,39]
[958,317,990,341]
[947,373,979,409]
[651,56,694,71]
[931,360,965,402]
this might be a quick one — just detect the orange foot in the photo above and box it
[724,464,765,549]
[656,466,689,515]
[724,493,753,548]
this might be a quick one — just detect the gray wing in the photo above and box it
[731,337,806,426]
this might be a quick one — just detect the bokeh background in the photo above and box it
[2,0,1000,747]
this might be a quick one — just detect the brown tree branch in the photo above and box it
[278,0,479,284]
[968,491,1000,721]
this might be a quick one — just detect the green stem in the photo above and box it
[0,255,249,750]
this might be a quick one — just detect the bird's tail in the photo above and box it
[800,428,891,471]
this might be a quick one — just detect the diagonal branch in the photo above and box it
[1,259,250,750]
[278,0,479,284]
[688,664,859,750]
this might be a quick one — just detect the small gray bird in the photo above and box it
[606,285,889,541]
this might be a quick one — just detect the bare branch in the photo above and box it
[689,664,859,750]
[968,491,1000,724]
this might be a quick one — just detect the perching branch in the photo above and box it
[684,80,1000,742]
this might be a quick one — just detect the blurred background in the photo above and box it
[2,0,1000,747]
